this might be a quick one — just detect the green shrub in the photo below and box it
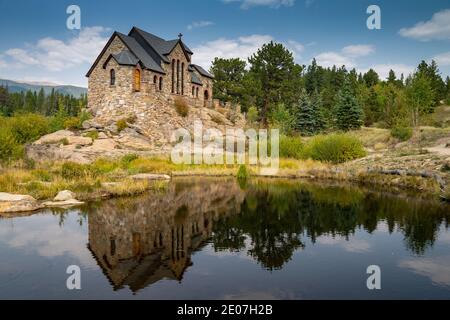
[304,133,366,164]
[0,129,24,162]
[391,126,413,141]
[121,154,139,168]
[91,158,118,174]
[279,135,304,159]
[84,130,99,140]
[116,119,128,132]
[174,98,189,117]
[61,162,98,180]
[8,113,49,144]
[237,165,249,189]
[64,117,81,130]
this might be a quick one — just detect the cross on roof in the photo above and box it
[178,33,183,40]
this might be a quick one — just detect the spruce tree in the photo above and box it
[295,89,324,136]
[295,89,315,136]
[335,81,364,131]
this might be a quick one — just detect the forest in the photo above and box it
[210,41,450,136]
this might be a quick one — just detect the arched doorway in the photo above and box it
[204,90,209,107]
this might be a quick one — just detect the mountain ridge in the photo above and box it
[0,79,87,98]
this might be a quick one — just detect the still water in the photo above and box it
[0,178,449,300]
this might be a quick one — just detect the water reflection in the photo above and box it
[85,178,450,292]
[87,179,245,292]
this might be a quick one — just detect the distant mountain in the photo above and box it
[0,79,87,98]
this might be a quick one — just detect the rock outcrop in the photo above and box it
[0,193,43,214]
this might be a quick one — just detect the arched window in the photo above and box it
[171,60,175,93]
[192,86,195,97]
[153,75,157,84]
[196,87,199,98]
[176,60,180,94]
[134,69,141,92]
[159,77,163,91]
[181,62,185,95]
[110,69,116,86]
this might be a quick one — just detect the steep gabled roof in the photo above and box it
[130,27,193,63]
[116,33,165,73]
[86,31,165,77]
[111,50,139,66]
[191,64,214,79]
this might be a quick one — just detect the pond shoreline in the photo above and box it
[1,168,448,216]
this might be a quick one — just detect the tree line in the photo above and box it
[0,86,87,117]
[210,41,450,135]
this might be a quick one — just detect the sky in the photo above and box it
[0,0,449,87]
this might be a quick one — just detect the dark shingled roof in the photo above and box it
[191,64,214,79]
[86,27,210,80]
[111,50,139,66]
[190,71,203,85]
[130,27,193,63]
[116,33,165,73]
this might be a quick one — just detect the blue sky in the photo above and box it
[0,0,449,87]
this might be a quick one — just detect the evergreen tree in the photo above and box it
[248,41,300,126]
[295,89,315,136]
[335,80,364,131]
[387,69,397,84]
[363,69,379,87]
[210,57,247,104]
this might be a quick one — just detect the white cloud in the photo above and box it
[399,256,450,287]
[317,235,371,253]
[192,34,305,69]
[361,64,415,80]
[187,21,214,31]
[314,44,375,69]
[223,0,295,9]
[399,9,450,41]
[192,34,272,69]
[433,51,450,66]
[3,26,110,72]
[315,51,355,68]
[342,45,375,58]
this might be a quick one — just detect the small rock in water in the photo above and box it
[130,174,171,181]
[54,190,76,202]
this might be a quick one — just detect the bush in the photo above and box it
[174,98,189,117]
[0,129,24,162]
[91,158,118,174]
[121,154,139,168]
[279,135,304,159]
[303,133,366,164]
[84,130,99,140]
[64,117,81,130]
[61,162,98,180]
[8,113,50,144]
[391,126,413,141]
[116,119,128,132]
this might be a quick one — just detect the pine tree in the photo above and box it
[335,81,364,131]
[295,89,324,136]
[295,90,315,136]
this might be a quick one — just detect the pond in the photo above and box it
[0,178,449,300]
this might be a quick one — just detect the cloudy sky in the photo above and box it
[0,0,449,87]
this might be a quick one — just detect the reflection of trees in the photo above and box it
[212,180,450,269]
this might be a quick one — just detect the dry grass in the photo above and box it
[174,97,189,117]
